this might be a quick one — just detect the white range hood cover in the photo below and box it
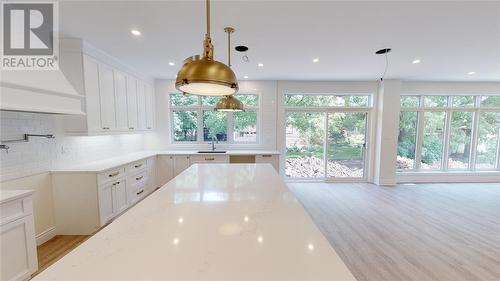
[0,69,84,115]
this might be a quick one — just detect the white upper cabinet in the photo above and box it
[126,76,139,130]
[98,64,117,130]
[145,83,155,130]
[114,71,128,131]
[137,81,147,130]
[60,39,154,135]
[81,56,102,132]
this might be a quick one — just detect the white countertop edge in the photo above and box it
[0,189,34,203]
[51,150,281,173]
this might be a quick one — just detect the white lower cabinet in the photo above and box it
[0,191,38,281]
[255,154,279,171]
[52,156,158,235]
[173,156,191,176]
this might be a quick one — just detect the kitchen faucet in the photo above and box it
[211,136,218,151]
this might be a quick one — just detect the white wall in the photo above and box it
[146,80,278,151]
[0,111,144,241]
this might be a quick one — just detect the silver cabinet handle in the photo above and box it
[108,171,119,177]
[135,176,144,181]
[136,190,144,195]
[112,181,120,186]
[134,163,143,168]
[102,127,110,130]
[262,155,272,158]
[129,127,135,130]
[205,157,215,161]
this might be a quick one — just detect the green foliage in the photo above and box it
[400,96,420,108]
[481,96,500,107]
[203,111,227,140]
[397,112,418,160]
[285,95,368,107]
[173,110,197,141]
[424,96,448,107]
[234,111,257,130]
[170,94,198,106]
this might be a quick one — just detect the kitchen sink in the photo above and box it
[197,151,227,154]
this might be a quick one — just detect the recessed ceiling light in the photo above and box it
[168,62,175,66]
[468,71,476,75]
[312,58,319,63]
[130,29,141,36]
[412,59,421,64]
[243,75,249,79]
[257,63,264,67]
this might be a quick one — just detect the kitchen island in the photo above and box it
[34,164,356,280]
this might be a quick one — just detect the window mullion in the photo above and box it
[324,112,329,180]
[197,108,203,144]
[442,110,452,171]
[415,109,425,170]
[227,112,234,143]
[469,109,481,171]
[496,123,500,170]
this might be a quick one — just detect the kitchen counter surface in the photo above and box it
[51,150,280,173]
[34,164,355,281]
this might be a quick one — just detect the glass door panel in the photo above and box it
[285,112,326,178]
[327,112,367,178]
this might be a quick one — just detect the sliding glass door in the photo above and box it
[285,108,370,181]
[327,112,367,179]
[285,112,326,178]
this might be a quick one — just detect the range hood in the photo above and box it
[0,68,85,115]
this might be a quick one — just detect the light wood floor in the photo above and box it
[32,235,89,277]
[288,182,500,281]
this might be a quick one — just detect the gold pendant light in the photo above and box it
[175,0,238,96]
[215,27,244,112]
[215,95,244,112]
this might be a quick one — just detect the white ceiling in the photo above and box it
[59,1,500,81]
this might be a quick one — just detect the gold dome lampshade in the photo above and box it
[175,0,239,96]
[215,95,244,112]
[176,56,238,96]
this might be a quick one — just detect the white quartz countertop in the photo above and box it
[51,150,280,173]
[0,189,33,204]
[51,151,158,173]
[34,164,355,281]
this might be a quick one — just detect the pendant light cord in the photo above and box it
[227,30,231,66]
[206,0,210,37]
[381,51,389,81]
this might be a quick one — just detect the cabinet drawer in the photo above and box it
[0,196,33,225]
[190,155,229,163]
[126,159,147,173]
[128,171,148,185]
[128,179,147,204]
[98,167,125,184]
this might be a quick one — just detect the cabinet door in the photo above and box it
[126,76,138,130]
[82,56,102,132]
[0,215,37,281]
[98,64,117,130]
[146,157,157,194]
[255,155,279,171]
[145,83,154,130]
[112,180,128,215]
[173,156,191,177]
[157,156,174,186]
[98,183,114,226]
[114,71,128,131]
[136,81,147,130]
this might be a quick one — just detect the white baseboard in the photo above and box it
[36,226,56,245]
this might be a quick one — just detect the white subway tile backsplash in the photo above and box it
[0,111,144,181]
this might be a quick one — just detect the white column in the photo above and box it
[373,79,402,185]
